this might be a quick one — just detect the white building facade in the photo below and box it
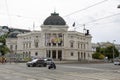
[6,12,92,61]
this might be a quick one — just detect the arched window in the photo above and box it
[35,42,38,48]
[70,41,74,48]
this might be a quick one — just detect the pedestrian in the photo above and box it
[59,57,62,61]
[1,57,5,64]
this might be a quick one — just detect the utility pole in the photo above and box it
[112,40,116,62]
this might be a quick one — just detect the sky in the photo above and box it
[0,0,120,44]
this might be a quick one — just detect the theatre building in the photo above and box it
[6,12,92,61]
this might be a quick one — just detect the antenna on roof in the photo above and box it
[83,24,86,33]
[83,24,90,35]
[54,7,56,13]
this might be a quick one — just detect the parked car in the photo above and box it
[26,59,47,67]
[43,58,53,65]
[114,59,120,65]
[114,61,120,65]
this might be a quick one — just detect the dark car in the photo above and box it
[26,59,47,67]
[48,62,56,69]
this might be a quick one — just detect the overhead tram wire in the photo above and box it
[82,13,120,25]
[63,0,109,31]
[5,0,11,27]
[73,12,120,34]
[76,12,120,28]
[64,0,108,17]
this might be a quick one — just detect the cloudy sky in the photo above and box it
[0,0,120,43]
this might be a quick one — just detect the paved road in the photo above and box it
[0,63,120,80]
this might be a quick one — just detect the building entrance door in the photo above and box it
[58,50,62,60]
[52,50,56,59]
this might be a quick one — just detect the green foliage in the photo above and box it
[99,54,105,59]
[96,47,101,52]
[92,52,105,59]
[93,46,119,59]
[24,57,32,61]
[0,45,10,55]
[0,34,10,55]
[102,46,119,59]
[92,52,99,59]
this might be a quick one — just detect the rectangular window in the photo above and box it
[46,50,51,57]
[78,43,80,48]
[35,42,39,48]
[15,45,17,50]
[71,52,74,56]
[71,36,73,38]
[52,50,56,59]
[36,36,38,38]
[23,43,25,49]
[81,44,82,49]
[84,44,86,49]
[29,43,31,48]
[26,43,28,48]
[35,52,38,56]
[70,42,73,48]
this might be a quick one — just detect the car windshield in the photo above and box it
[31,59,38,62]
[47,59,52,61]
[43,58,53,61]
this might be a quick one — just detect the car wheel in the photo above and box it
[33,63,36,67]
[30,64,33,67]
[48,66,51,69]
[27,65,30,67]
[44,64,47,67]
[38,64,41,67]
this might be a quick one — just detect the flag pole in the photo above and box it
[72,22,76,31]
[83,24,86,34]
[33,21,35,31]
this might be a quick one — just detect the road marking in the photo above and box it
[27,79,36,80]
[58,65,120,72]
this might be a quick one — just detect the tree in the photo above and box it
[0,34,10,56]
[92,52,105,59]
[92,46,119,60]
[103,46,119,59]
[0,45,10,55]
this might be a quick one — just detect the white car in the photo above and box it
[114,60,120,65]
[43,58,53,65]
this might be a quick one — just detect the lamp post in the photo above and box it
[112,40,116,62]
[117,4,120,8]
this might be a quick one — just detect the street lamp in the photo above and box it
[117,4,120,8]
[112,40,116,62]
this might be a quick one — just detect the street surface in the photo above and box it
[0,62,120,80]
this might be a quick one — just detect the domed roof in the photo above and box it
[43,12,66,25]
